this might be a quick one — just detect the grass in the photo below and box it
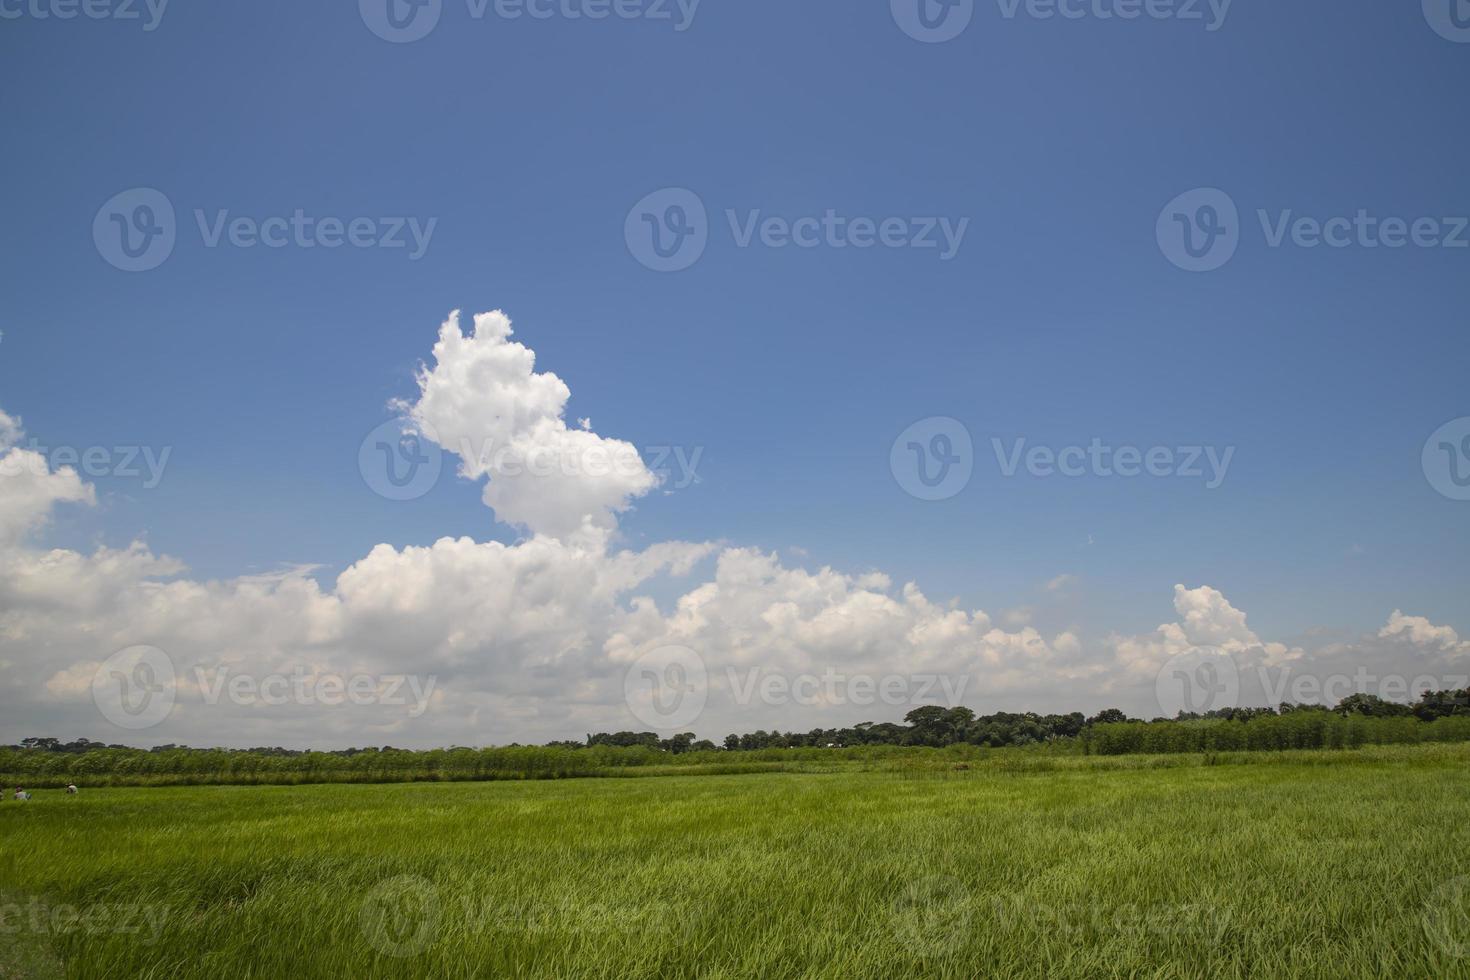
[2,743,1469,978]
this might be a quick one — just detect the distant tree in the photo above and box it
[1334,694,1412,718]
[659,733,695,754]
[587,731,660,749]
[903,706,950,745]
[1413,689,1470,721]
[1042,712,1087,739]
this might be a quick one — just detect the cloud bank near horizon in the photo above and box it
[0,311,1465,748]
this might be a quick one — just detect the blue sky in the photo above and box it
[1,1,1467,745]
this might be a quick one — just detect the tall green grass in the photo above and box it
[2,743,1468,978]
[7,713,1470,789]
[1084,713,1470,755]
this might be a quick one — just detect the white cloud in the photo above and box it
[0,409,21,450]
[1380,610,1469,655]
[0,311,1465,747]
[1109,584,1302,685]
[1171,583,1255,647]
[0,438,95,546]
[404,310,658,543]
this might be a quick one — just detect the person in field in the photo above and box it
[13,787,30,801]
[66,784,78,794]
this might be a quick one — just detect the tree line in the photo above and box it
[6,689,1466,786]
[581,689,1469,753]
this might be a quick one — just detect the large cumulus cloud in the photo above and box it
[405,310,658,543]
[1,313,1465,747]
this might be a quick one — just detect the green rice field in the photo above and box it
[3,743,1469,978]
